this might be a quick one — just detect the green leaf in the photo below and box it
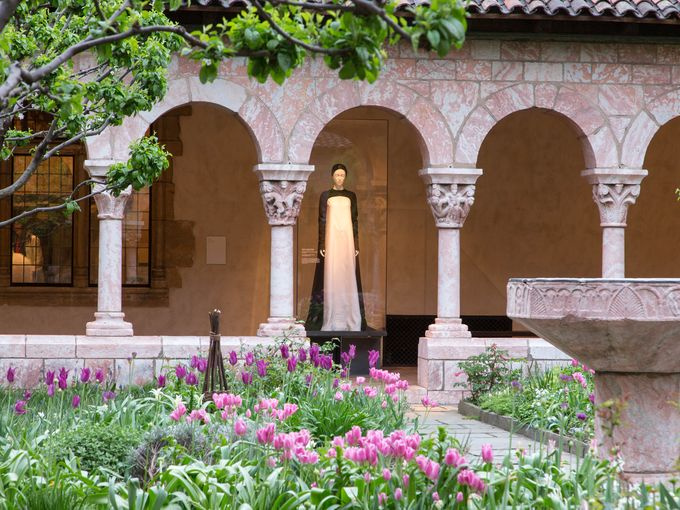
[338,61,355,80]
[427,29,440,49]
[277,52,292,72]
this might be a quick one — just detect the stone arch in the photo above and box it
[85,76,285,163]
[287,80,454,166]
[454,83,618,169]
[622,87,680,168]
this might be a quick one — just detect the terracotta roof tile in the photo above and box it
[193,0,680,19]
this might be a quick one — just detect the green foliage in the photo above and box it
[50,422,142,475]
[479,363,595,440]
[456,343,522,404]
[106,135,171,195]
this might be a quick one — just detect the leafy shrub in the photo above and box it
[50,422,142,475]
[456,344,522,403]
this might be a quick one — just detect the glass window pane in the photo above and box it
[11,155,74,285]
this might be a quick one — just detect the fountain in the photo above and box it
[507,278,680,482]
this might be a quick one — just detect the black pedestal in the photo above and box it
[307,329,386,375]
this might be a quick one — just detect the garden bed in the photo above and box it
[458,400,589,457]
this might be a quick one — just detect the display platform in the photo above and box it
[306,329,386,375]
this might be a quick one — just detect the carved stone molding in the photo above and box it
[92,183,133,221]
[507,278,680,320]
[425,183,476,228]
[591,183,640,227]
[259,180,307,226]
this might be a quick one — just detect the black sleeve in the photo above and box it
[351,191,359,251]
[318,191,328,252]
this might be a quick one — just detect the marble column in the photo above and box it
[417,168,482,396]
[85,160,134,336]
[254,164,314,338]
[582,169,647,279]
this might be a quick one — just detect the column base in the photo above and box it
[257,318,306,338]
[424,318,471,338]
[86,312,134,337]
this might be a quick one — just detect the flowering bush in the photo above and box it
[479,360,595,440]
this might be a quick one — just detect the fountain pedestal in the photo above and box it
[507,278,680,482]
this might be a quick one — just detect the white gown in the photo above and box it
[321,196,361,331]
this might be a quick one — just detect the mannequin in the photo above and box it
[306,163,367,331]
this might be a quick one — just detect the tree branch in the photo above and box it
[349,0,411,39]
[251,0,349,55]
[0,179,106,229]
[269,0,356,12]
[0,0,20,33]
[0,118,57,199]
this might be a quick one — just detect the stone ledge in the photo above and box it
[27,335,76,358]
[76,336,162,358]
[458,400,588,457]
[0,335,26,357]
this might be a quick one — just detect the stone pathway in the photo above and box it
[408,405,577,464]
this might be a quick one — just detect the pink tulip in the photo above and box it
[457,492,464,502]
[47,383,55,397]
[378,493,386,505]
[432,492,440,502]
[395,488,402,500]
[481,443,493,463]
[170,402,186,421]
[234,418,247,436]
[382,468,391,481]
[334,391,344,401]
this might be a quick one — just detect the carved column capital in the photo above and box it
[259,180,307,226]
[425,183,477,228]
[581,168,647,227]
[93,183,132,221]
[591,183,640,227]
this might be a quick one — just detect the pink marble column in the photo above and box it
[84,160,133,336]
[254,164,314,338]
[582,169,647,279]
[417,168,482,394]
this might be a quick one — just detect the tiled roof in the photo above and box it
[465,0,680,19]
[193,0,680,19]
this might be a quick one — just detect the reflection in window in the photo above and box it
[11,155,74,284]
[89,187,151,286]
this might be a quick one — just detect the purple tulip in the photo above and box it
[158,373,166,387]
[80,367,91,384]
[241,371,253,385]
[186,372,198,386]
[190,355,200,369]
[58,368,69,390]
[23,390,31,400]
[348,344,356,360]
[256,359,267,378]
[340,368,348,378]
[197,358,208,373]
[45,370,55,386]
[72,395,80,409]
[333,378,339,388]
[368,350,380,369]
[102,390,116,402]
[14,400,27,415]
[309,344,320,362]
[577,412,587,421]
[589,393,595,404]
[47,384,55,397]
[95,368,105,384]
[245,352,254,366]
[280,344,289,359]
[287,355,298,373]
[320,355,333,370]
[228,351,238,366]
[298,348,307,363]
[175,364,187,380]
[305,374,312,386]
[341,352,351,366]
[6,366,15,384]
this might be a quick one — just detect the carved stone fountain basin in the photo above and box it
[507,278,680,481]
